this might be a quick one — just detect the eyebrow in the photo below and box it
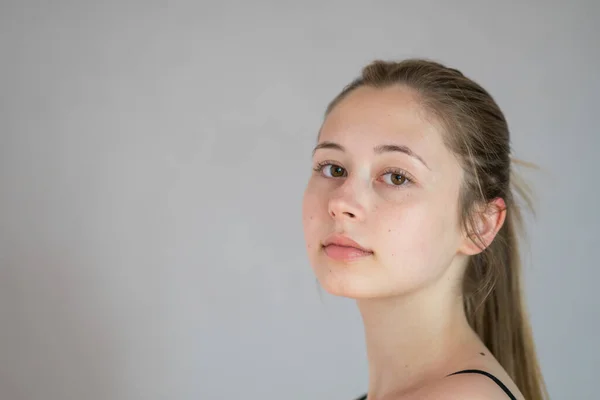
[312,141,431,170]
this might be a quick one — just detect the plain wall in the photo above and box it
[1,1,598,399]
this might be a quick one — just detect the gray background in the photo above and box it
[1,1,598,399]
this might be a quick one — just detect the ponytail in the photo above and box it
[463,168,548,400]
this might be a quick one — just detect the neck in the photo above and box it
[357,280,477,398]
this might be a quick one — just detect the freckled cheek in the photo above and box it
[302,191,328,244]
[378,207,437,257]
[302,215,318,250]
[303,182,331,214]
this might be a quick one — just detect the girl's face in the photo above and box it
[302,85,468,299]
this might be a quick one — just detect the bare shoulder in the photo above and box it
[408,372,521,400]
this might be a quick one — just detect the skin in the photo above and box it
[301,85,521,399]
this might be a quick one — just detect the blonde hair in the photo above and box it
[325,59,547,400]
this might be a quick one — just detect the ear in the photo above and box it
[458,197,507,256]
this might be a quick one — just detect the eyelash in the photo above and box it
[312,160,416,188]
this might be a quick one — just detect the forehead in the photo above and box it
[319,85,451,167]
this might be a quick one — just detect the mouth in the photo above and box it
[322,244,374,262]
[321,233,373,262]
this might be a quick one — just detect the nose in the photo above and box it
[328,187,367,222]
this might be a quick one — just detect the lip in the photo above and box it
[322,234,372,252]
[321,233,373,262]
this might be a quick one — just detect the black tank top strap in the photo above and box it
[355,369,517,400]
[447,369,517,400]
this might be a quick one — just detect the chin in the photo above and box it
[318,278,402,299]
[318,278,368,299]
[311,255,425,300]
[311,256,386,299]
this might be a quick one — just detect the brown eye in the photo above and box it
[382,172,411,187]
[391,174,407,185]
[329,165,345,177]
[317,163,346,178]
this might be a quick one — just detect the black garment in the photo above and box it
[354,369,517,400]
[447,369,517,400]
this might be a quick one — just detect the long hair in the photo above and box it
[324,59,547,400]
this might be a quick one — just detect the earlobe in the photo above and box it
[459,198,507,256]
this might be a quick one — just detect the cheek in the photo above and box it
[378,201,460,281]
[302,184,326,245]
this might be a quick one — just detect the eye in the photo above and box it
[381,169,414,187]
[314,162,346,178]
[313,162,415,188]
